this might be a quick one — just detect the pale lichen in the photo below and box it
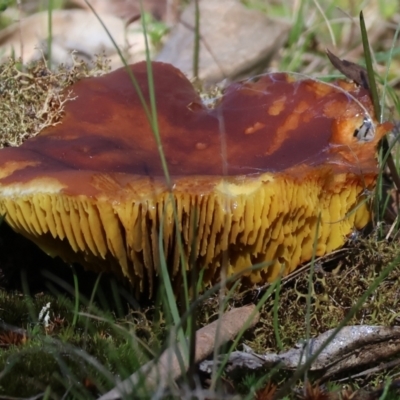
[0,53,110,148]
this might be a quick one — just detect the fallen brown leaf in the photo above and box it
[326,49,369,89]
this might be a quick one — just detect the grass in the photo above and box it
[0,0,400,398]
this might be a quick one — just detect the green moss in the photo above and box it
[1,222,400,397]
[241,237,400,354]
[0,289,152,397]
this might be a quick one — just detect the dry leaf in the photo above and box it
[326,49,369,89]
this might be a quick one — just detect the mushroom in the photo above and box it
[0,62,392,296]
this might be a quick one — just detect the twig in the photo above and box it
[337,357,400,382]
[200,325,400,380]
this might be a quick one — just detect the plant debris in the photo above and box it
[200,325,400,380]
[326,49,369,89]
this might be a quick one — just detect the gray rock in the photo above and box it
[156,0,290,83]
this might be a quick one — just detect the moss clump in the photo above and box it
[0,291,151,397]
[1,236,400,397]
[242,236,400,354]
[0,54,110,148]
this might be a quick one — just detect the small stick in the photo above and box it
[98,304,260,400]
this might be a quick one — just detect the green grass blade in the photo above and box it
[83,0,152,124]
[139,0,172,190]
[379,19,400,122]
[359,11,380,119]
[85,0,191,314]
[214,278,281,380]
[158,199,188,357]
[71,265,79,327]
[273,275,283,351]
[138,0,190,309]
[288,0,308,46]
[47,0,53,69]
[175,261,273,334]
[83,272,103,349]
[305,214,321,344]
[193,0,200,78]
[360,10,400,203]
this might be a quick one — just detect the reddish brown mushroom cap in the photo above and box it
[0,62,392,295]
[0,63,386,181]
